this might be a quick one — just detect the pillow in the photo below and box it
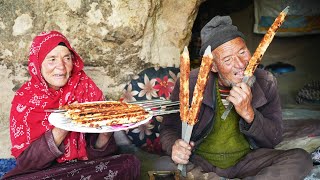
[0,158,16,178]
[296,80,320,104]
[121,66,180,154]
[311,146,320,165]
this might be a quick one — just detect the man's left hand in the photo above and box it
[226,82,254,123]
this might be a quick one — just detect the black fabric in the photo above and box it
[311,146,320,165]
[199,16,244,56]
[58,42,67,47]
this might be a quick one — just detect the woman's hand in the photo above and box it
[50,101,80,146]
[95,132,113,149]
[52,127,69,146]
[171,139,194,164]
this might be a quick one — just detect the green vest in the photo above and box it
[195,84,251,169]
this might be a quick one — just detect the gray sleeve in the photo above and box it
[240,75,283,148]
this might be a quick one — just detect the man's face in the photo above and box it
[211,37,251,87]
[41,45,73,90]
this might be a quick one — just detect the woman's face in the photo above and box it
[41,45,73,90]
[211,37,251,87]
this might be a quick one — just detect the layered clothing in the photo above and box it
[10,31,104,162]
[160,68,284,158]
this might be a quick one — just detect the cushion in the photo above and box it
[120,66,180,154]
[296,80,320,104]
[0,158,16,178]
[311,146,320,165]
[304,165,320,180]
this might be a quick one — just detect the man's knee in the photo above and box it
[288,148,313,174]
[290,148,312,163]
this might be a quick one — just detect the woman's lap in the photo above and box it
[4,154,140,180]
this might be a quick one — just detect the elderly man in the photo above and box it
[156,16,312,179]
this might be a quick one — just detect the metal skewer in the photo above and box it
[221,6,290,120]
[46,99,180,117]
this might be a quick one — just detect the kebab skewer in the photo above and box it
[178,46,213,176]
[179,46,190,138]
[221,6,290,120]
[188,46,213,125]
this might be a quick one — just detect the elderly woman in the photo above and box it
[3,31,140,179]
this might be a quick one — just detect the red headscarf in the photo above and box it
[9,31,104,162]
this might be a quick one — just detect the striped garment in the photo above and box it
[218,86,231,108]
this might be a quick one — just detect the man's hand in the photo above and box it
[171,139,194,164]
[226,82,254,123]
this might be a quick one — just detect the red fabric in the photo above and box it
[9,31,104,162]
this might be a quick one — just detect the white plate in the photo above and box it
[48,112,152,133]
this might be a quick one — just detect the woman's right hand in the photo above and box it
[171,139,194,164]
[51,101,77,146]
[52,127,69,146]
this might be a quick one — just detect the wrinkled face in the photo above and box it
[211,37,251,87]
[41,45,73,90]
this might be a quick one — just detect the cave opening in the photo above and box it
[188,0,253,68]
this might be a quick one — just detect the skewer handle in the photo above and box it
[177,125,193,177]
[222,6,289,119]
[221,76,250,120]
